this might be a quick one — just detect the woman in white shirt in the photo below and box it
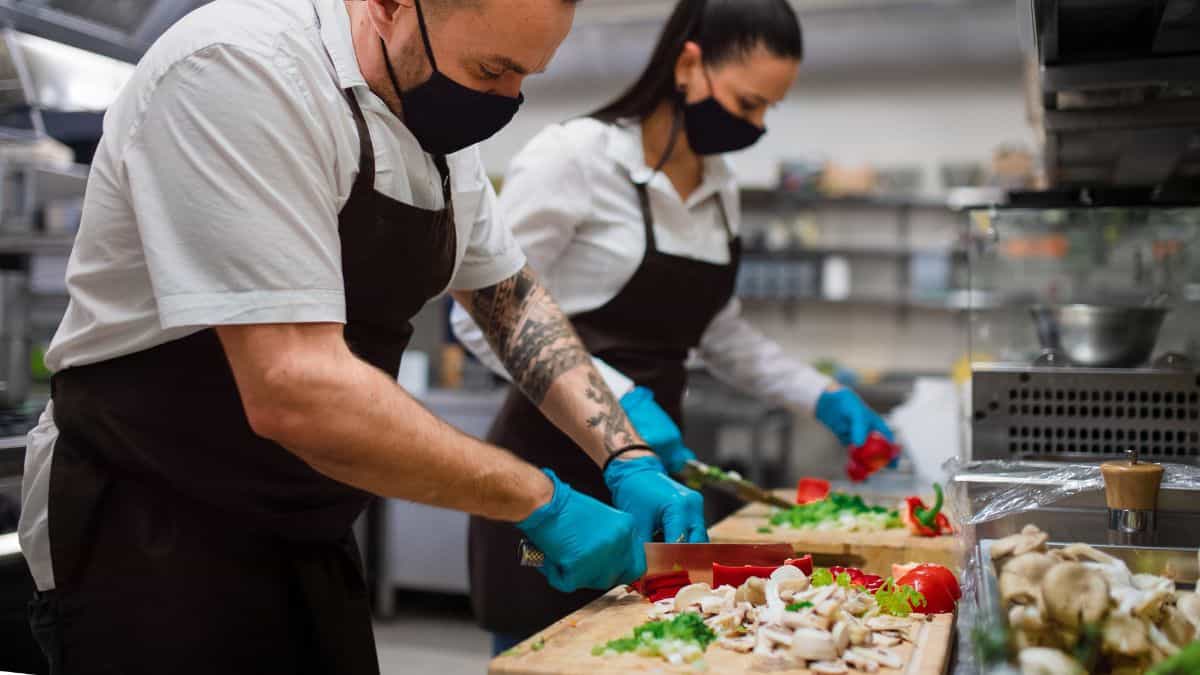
[453,0,894,651]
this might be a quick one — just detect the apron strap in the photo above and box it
[633,181,658,253]
[341,89,376,199]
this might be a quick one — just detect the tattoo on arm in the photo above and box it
[584,371,636,453]
[468,267,590,405]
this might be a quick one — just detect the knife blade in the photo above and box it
[644,542,795,584]
[680,459,794,510]
[519,541,795,585]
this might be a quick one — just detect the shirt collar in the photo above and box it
[603,119,737,205]
[312,0,367,91]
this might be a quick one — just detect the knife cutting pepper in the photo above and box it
[711,554,813,588]
[901,482,952,537]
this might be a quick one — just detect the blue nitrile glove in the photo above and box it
[604,455,708,545]
[517,469,646,593]
[620,387,696,475]
[815,387,895,448]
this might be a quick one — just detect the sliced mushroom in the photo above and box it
[1041,562,1110,629]
[1157,604,1196,648]
[845,646,902,669]
[770,564,806,582]
[736,577,768,606]
[842,651,881,672]
[999,552,1057,608]
[759,626,794,647]
[1018,647,1085,675]
[717,635,755,653]
[1009,604,1046,633]
[1102,613,1151,657]
[699,595,727,616]
[815,598,843,618]
[673,583,715,612]
[1147,622,1181,657]
[809,662,848,675]
[777,577,810,595]
[832,620,850,654]
[872,633,901,647]
[865,615,912,632]
[781,610,829,631]
[991,524,1049,563]
[790,628,838,661]
[1177,592,1200,632]
[1056,542,1119,566]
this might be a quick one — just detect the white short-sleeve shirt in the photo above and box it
[21,0,525,591]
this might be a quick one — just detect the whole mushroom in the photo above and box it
[991,524,1050,566]
[1018,647,1085,675]
[1041,563,1110,630]
[1000,552,1057,609]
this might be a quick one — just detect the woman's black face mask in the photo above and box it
[681,70,765,156]
[381,0,523,155]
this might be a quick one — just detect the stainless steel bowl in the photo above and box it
[1031,304,1169,368]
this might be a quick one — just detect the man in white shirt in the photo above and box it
[19,0,706,671]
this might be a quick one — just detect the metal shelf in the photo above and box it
[743,245,966,259]
[741,188,952,212]
[0,234,75,255]
[738,291,1005,311]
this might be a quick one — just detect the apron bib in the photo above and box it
[31,89,457,675]
[469,171,741,635]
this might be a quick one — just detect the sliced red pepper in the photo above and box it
[846,432,900,482]
[712,556,813,588]
[829,565,886,592]
[896,564,960,614]
[795,478,831,505]
[901,483,952,537]
[631,570,691,601]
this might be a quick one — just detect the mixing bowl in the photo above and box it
[1030,304,1169,368]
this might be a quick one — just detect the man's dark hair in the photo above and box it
[591,0,802,123]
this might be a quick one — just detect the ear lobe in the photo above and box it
[674,41,703,94]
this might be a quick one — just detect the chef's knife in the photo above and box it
[520,541,795,584]
[680,459,794,510]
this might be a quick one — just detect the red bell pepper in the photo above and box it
[901,483,952,537]
[631,570,692,602]
[784,555,814,576]
[896,564,960,614]
[712,555,813,588]
[795,478,831,505]
[829,566,886,592]
[846,432,900,482]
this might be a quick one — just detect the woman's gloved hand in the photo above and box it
[604,455,708,545]
[619,387,696,475]
[815,387,895,448]
[517,469,646,593]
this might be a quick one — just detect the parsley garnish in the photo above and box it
[874,578,926,617]
[785,601,814,612]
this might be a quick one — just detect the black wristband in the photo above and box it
[602,444,654,473]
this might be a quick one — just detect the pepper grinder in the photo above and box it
[1101,449,1163,546]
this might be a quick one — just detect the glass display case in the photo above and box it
[963,206,1200,464]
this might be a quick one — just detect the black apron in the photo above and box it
[28,89,457,675]
[468,172,742,635]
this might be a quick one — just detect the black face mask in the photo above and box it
[681,72,765,156]
[381,0,523,155]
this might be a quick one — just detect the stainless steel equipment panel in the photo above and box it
[972,364,1200,464]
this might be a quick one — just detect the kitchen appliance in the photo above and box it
[957,204,1200,551]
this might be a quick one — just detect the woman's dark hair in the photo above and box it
[591,0,803,124]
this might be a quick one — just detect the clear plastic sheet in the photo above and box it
[943,458,1200,526]
[943,458,1200,673]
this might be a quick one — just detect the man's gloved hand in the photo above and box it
[517,469,646,593]
[620,387,696,475]
[815,387,895,448]
[604,455,707,545]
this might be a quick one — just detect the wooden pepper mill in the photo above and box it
[1101,449,1164,546]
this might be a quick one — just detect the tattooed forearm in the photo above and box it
[468,267,589,405]
[584,371,637,454]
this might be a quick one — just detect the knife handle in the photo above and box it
[518,539,545,568]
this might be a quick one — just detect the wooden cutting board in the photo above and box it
[708,491,963,574]
[488,588,955,675]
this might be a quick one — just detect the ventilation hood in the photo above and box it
[0,0,209,63]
